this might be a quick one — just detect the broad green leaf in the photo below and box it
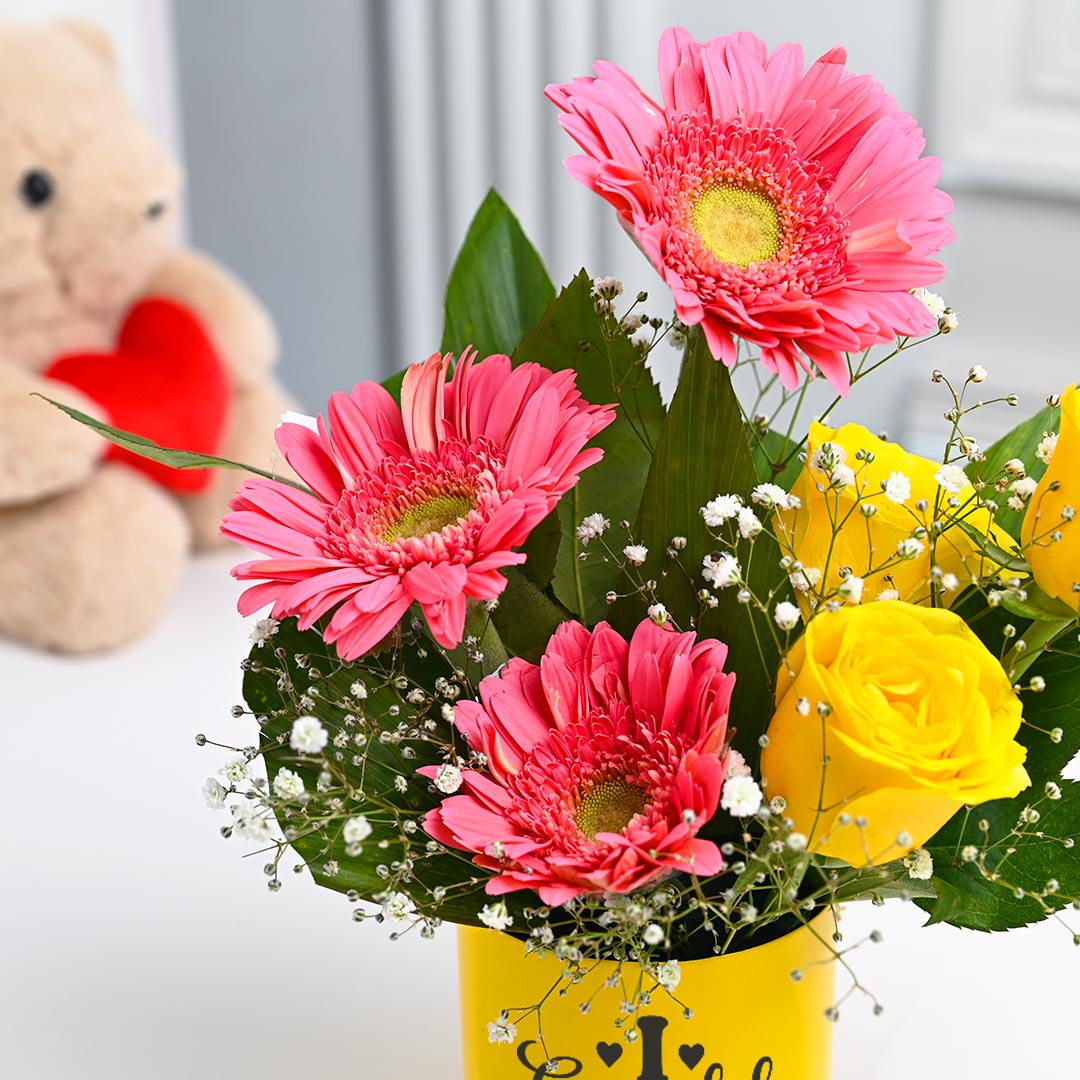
[245,618,525,928]
[999,582,1077,623]
[1013,641,1080,779]
[610,336,785,768]
[955,520,1030,573]
[39,396,309,491]
[488,566,570,664]
[920,779,1080,931]
[518,508,562,591]
[512,271,666,624]
[967,403,1056,541]
[750,426,804,491]
[442,188,555,358]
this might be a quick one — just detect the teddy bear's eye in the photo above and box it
[20,169,54,208]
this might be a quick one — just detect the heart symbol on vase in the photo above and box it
[44,297,231,494]
[596,1041,623,1067]
[679,1043,706,1069]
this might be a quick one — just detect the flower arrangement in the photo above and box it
[52,24,1080,1077]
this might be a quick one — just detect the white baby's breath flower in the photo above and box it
[221,756,250,784]
[1007,495,1025,512]
[701,494,743,527]
[724,749,752,780]
[1003,458,1027,478]
[702,552,741,588]
[249,617,280,646]
[1011,477,1038,500]
[202,778,227,810]
[487,1018,518,1044]
[751,483,798,510]
[623,544,648,565]
[381,891,417,922]
[272,767,305,801]
[590,276,623,301]
[940,572,959,592]
[343,815,372,845]
[912,288,946,318]
[883,471,911,505]
[290,715,328,754]
[1036,432,1058,465]
[968,365,987,383]
[897,537,924,560]
[787,832,808,852]
[904,848,934,881]
[810,442,847,474]
[230,801,274,841]
[737,506,763,538]
[939,311,959,333]
[647,603,669,626]
[829,464,856,491]
[934,464,968,495]
[643,923,665,946]
[789,566,822,593]
[478,901,514,931]
[876,588,901,601]
[721,775,764,818]
[773,601,801,631]
[656,960,681,991]
[575,513,610,544]
[349,680,368,699]
[434,764,463,794]
[837,575,864,603]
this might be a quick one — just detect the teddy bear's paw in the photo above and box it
[0,463,190,653]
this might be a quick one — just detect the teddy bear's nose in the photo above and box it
[144,199,167,221]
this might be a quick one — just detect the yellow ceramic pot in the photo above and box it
[459,914,836,1080]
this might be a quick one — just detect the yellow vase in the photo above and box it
[459,914,836,1079]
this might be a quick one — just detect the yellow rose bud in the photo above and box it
[780,422,996,605]
[760,603,1029,866]
[1022,384,1080,608]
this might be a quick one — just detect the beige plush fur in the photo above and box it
[0,19,293,653]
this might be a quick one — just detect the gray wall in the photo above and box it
[173,0,1080,438]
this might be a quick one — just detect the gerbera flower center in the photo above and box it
[691,183,781,266]
[575,778,648,839]
[382,491,476,542]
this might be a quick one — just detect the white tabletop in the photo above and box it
[2,552,1074,1078]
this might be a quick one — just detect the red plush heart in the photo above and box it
[44,297,231,494]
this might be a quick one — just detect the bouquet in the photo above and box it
[53,25,1080,1077]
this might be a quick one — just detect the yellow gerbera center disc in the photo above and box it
[691,184,781,266]
[383,493,474,542]
[576,779,648,839]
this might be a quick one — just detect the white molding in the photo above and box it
[934,0,1080,198]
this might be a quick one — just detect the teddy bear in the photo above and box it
[0,18,293,654]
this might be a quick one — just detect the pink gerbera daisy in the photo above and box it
[222,350,615,659]
[421,618,736,905]
[546,27,954,393]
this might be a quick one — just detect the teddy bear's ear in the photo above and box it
[55,18,117,70]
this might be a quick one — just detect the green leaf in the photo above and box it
[381,367,406,404]
[1015,641,1080,779]
[518,508,562,591]
[750,426,804,491]
[998,583,1077,623]
[920,780,1080,931]
[512,271,666,623]
[967,403,1056,541]
[39,395,310,491]
[955,520,1030,573]
[488,566,570,664]
[245,618,524,928]
[610,336,785,768]
[442,188,555,358]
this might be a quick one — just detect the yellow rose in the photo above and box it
[760,603,1029,866]
[1022,384,1080,608]
[781,422,997,605]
